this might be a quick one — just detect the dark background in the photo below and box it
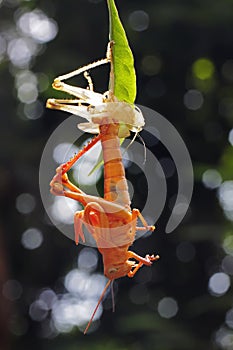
[0,0,233,349]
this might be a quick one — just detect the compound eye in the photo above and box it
[108,267,118,274]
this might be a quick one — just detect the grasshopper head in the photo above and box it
[105,260,135,280]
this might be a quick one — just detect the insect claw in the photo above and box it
[50,182,64,195]
[46,99,56,109]
[150,254,160,262]
[53,79,62,89]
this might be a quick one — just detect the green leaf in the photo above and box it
[88,149,103,176]
[107,0,137,104]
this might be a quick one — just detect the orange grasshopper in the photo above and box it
[47,42,159,333]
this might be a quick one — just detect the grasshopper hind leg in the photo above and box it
[74,211,86,245]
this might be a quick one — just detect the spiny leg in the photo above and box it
[47,42,113,108]
[127,210,158,277]
[50,165,84,197]
[46,97,88,109]
[127,252,160,278]
[47,98,101,120]
[55,56,110,83]
[56,41,111,85]
[132,208,155,232]
[127,251,157,266]
[61,134,101,174]
[74,210,85,245]
[51,81,104,104]
[50,134,102,197]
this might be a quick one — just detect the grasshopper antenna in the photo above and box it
[137,132,147,165]
[122,130,146,164]
[84,279,112,335]
[111,280,115,313]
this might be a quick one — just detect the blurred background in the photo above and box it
[0,0,233,349]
